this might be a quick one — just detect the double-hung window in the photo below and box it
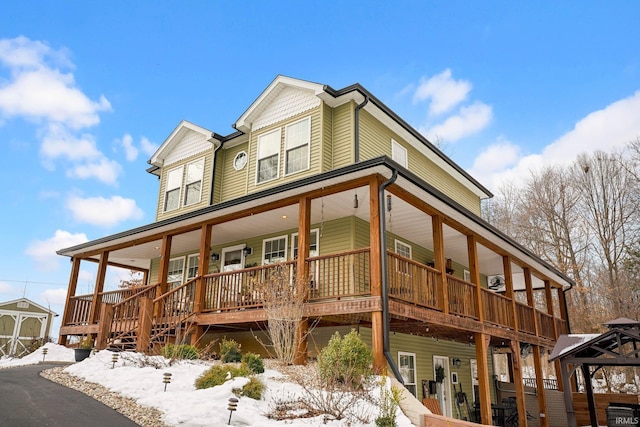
[291,228,319,259]
[184,159,204,206]
[263,235,288,264]
[257,129,281,183]
[285,117,310,175]
[391,139,408,168]
[398,352,417,396]
[186,254,199,280]
[164,166,184,212]
[167,257,185,289]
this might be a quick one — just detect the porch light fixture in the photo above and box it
[353,193,359,209]
[452,358,462,368]
[242,247,252,256]
[386,194,392,212]
[211,253,220,262]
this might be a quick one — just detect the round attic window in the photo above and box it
[233,151,248,171]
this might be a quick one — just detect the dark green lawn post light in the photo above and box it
[163,372,172,392]
[111,352,119,369]
[42,347,48,362]
[227,397,238,424]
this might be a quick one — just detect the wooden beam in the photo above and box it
[475,333,492,425]
[157,235,172,295]
[369,175,385,372]
[523,268,539,337]
[89,251,109,324]
[136,296,154,353]
[194,224,212,314]
[532,345,548,427]
[467,234,483,322]
[295,196,311,365]
[59,257,82,345]
[583,364,599,427]
[503,256,519,332]
[432,214,448,314]
[544,280,559,339]
[96,303,114,350]
[510,339,528,427]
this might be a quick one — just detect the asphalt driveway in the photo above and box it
[0,363,139,426]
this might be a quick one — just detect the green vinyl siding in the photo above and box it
[358,110,481,215]
[212,145,226,204]
[331,102,354,169]
[219,141,251,202]
[156,151,213,222]
[321,102,333,172]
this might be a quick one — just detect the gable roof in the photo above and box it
[0,297,57,315]
[148,120,218,171]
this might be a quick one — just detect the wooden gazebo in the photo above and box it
[550,317,640,427]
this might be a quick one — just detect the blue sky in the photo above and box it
[1,2,639,337]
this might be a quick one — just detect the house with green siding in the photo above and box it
[0,297,56,357]
[57,76,573,425]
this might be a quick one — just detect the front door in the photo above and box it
[222,245,245,272]
[434,355,452,417]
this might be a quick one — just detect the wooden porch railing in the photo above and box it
[149,277,198,347]
[516,302,536,335]
[537,310,556,339]
[555,317,568,335]
[387,251,439,309]
[109,284,157,346]
[482,289,515,328]
[67,294,93,325]
[202,261,296,311]
[447,275,478,319]
[309,248,371,300]
[100,287,150,305]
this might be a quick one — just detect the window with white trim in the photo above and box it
[285,117,310,175]
[164,166,184,212]
[395,240,412,259]
[464,269,471,282]
[186,254,199,280]
[398,352,417,396]
[263,235,288,264]
[291,228,319,259]
[391,139,408,168]
[167,257,185,289]
[257,129,281,183]
[184,158,204,206]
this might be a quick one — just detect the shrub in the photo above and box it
[161,343,200,360]
[232,376,265,400]
[376,382,403,427]
[318,329,373,387]
[195,364,250,389]
[219,338,242,363]
[241,352,264,374]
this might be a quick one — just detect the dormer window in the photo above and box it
[285,117,310,175]
[257,129,281,183]
[184,158,204,206]
[164,166,183,212]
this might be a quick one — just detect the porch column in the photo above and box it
[510,339,528,427]
[523,268,539,336]
[157,234,172,295]
[369,175,385,373]
[475,333,492,425]
[560,360,577,427]
[294,196,311,365]
[89,251,109,325]
[583,364,599,427]
[544,280,558,339]
[555,287,568,391]
[532,345,549,427]
[192,224,211,347]
[467,234,484,322]
[432,214,448,314]
[59,256,82,345]
[503,256,519,331]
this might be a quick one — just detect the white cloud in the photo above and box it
[0,281,12,294]
[40,123,102,163]
[40,288,68,305]
[425,102,493,142]
[66,195,143,227]
[0,36,72,71]
[140,137,158,156]
[66,157,123,185]
[118,133,138,161]
[413,69,471,115]
[473,91,640,191]
[25,230,88,271]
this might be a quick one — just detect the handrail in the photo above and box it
[112,284,157,308]
[153,276,199,303]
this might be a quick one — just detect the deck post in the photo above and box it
[59,256,81,345]
[89,251,109,324]
[532,345,549,427]
[475,332,492,425]
[194,224,211,314]
[509,339,528,427]
[294,196,311,365]
[432,214,448,314]
[544,280,559,339]
[369,175,385,373]
[155,234,172,317]
[96,303,114,350]
[523,268,539,336]
[503,256,518,331]
[467,234,484,322]
[137,296,154,353]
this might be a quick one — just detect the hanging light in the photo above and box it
[353,192,359,209]
[386,195,392,212]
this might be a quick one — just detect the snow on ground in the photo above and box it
[2,344,413,427]
[0,342,75,368]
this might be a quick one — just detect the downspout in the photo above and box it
[208,135,224,205]
[354,95,369,162]
[379,168,402,382]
